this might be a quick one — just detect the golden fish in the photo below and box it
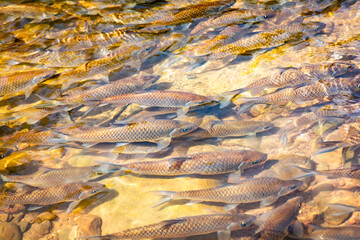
[154,177,303,208]
[84,213,255,239]
[55,120,198,150]
[107,150,267,176]
[255,196,303,240]
[0,69,56,100]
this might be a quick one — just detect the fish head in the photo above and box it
[305,21,326,34]
[286,196,303,213]
[254,122,274,133]
[235,214,257,229]
[32,70,56,84]
[170,122,198,138]
[279,180,304,196]
[245,151,268,167]
[329,62,355,77]
[87,167,106,180]
[78,183,107,200]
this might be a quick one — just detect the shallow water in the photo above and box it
[0,0,360,240]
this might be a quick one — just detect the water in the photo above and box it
[0,0,359,239]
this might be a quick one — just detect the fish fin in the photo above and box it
[35,94,63,107]
[176,107,189,119]
[217,230,231,240]
[152,191,175,208]
[219,94,235,109]
[326,203,358,216]
[234,103,255,114]
[24,87,35,100]
[82,143,99,148]
[314,141,342,155]
[167,157,189,170]
[185,200,201,205]
[224,204,238,212]
[260,197,278,208]
[288,219,303,238]
[227,172,242,183]
[158,219,185,229]
[27,205,44,211]
[156,138,171,150]
[66,200,79,213]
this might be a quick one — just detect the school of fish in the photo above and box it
[0,0,359,239]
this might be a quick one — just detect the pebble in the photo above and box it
[18,220,30,233]
[0,221,22,240]
[23,220,52,240]
[75,215,102,236]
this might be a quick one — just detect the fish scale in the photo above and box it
[98,214,255,239]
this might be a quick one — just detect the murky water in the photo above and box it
[0,0,359,239]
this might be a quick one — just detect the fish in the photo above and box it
[190,9,275,36]
[0,104,75,126]
[210,22,325,59]
[280,104,350,147]
[188,25,247,57]
[0,182,106,212]
[57,75,160,105]
[82,213,255,240]
[55,29,151,51]
[149,0,235,26]
[57,45,141,89]
[2,48,91,67]
[204,120,274,138]
[55,120,198,150]
[0,165,107,188]
[234,77,360,105]
[221,62,354,104]
[154,177,303,209]
[315,123,360,154]
[306,226,360,240]
[254,196,303,240]
[0,70,56,100]
[104,150,267,176]
[0,4,60,21]
[0,129,57,148]
[100,90,215,118]
[291,165,360,179]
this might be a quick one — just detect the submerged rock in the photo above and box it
[0,221,22,240]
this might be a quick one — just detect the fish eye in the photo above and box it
[290,185,297,189]
[241,222,247,228]
[357,83,360,88]
[97,172,103,175]
[182,127,190,132]
[263,14,269,18]
[146,47,151,51]
[264,126,271,130]
[252,160,261,165]
[298,203,302,209]
[91,190,98,194]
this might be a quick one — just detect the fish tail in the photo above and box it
[279,129,289,148]
[289,165,317,180]
[326,203,359,216]
[152,191,175,208]
[314,141,342,155]
[94,161,123,173]
[35,94,64,107]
